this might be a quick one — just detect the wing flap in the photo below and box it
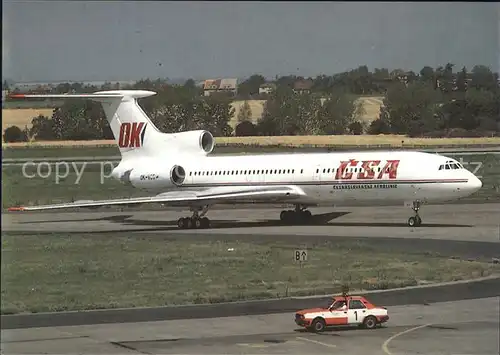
[7,186,304,212]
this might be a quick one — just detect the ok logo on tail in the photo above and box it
[118,122,147,148]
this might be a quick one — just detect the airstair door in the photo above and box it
[312,165,322,182]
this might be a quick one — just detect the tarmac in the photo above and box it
[2,297,498,354]
[2,202,500,354]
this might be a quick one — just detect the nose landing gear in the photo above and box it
[407,200,422,227]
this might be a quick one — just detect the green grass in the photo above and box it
[2,233,498,314]
[2,153,499,208]
[2,163,143,208]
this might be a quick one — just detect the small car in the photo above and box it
[294,295,389,332]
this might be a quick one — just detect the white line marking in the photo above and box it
[381,323,432,355]
[296,336,337,349]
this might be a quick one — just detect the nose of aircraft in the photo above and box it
[469,174,482,192]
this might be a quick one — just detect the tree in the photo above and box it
[469,65,498,92]
[199,96,234,136]
[237,100,252,123]
[438,63,455,94]
[184,79,196,89]
[235,121,258,136]
[380,81,443,136]
[348,121,364,135]
[455,67,468,92]
[257,86,297,135]
[29,115,56,140]
[237,74,266,97]
[3,125,28,142]
[367,118,391,135]
[315,92,360,135]
[49,99,110,140]
[419,66,435,86]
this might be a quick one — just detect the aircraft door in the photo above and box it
[312,165,321,182]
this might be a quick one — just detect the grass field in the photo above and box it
[2,232,498,314]
[2,153,499,208]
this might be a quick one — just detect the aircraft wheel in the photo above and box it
[280,210,294,223]
[177,217,186,229]
[185,218,193,229]
[193,217,202,229]
[200,217,210,228]
[301,209,312,222]
[408,216,417,227]
[415,216,422,226]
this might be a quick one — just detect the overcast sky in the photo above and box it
[3,1,499,83]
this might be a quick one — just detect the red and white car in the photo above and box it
[295,295,389,332]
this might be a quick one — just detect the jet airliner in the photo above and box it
[7,90,482,228]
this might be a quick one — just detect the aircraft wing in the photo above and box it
[7,185,306,212]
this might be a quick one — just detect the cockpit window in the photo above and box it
[439,161,462,171]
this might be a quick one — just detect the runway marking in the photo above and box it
[236,343,269,348]
[296,336,337,349]
[381,323,432,355]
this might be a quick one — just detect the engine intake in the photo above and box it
[200,131,215,153]
[172,130,215,155]
[170,165,186,186]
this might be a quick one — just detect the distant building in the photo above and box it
[203,78,238,96]
[293,79,313,94]
[259,83,276,95]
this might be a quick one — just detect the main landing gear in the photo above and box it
[407,200,423,227]
[280,205,313,224]
[177,205,211,229]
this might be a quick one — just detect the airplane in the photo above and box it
[7,90,482,229]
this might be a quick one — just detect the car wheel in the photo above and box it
[311,318,326,332]
[363,316,377,329]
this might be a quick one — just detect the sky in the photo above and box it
[3,1,499,83]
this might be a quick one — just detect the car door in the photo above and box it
[347,300,367,324]
[325,301,349,325]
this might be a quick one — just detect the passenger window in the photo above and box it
[301,169,303,174]
[349,300,366,309]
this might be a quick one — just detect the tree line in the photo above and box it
[3,63,500,142]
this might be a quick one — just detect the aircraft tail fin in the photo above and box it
[9,90,163,159]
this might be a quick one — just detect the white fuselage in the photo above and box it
[114,150,482,207]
